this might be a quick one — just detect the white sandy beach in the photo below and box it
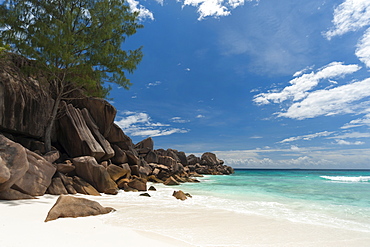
[1,189,370,247]
[0,194,195,247]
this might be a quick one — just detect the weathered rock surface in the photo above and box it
[107,164,129,182]
[127,177,147,191]
[58,103,106,161]
[0,55,54,138]
[72,156,118,195]
[72,97,116,137]
[12,150,56,196]
[0,135,29,192]
[72,176,100,196]
[81,108,114,161]
[164,176,180,186]
[45,195,115,222]
[0,188,35,200]
[47,177,68,195]
[0,156,10,184]
[172,190,188,201]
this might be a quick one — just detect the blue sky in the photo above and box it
[109,0,370,169]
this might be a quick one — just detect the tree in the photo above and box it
[0,0,143,152]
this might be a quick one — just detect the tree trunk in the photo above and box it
[44,95,61,153]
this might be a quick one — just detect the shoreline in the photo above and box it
[2,183,370,247]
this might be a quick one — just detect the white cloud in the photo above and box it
[213,147,370,169]
[356,27,370,67]
[182,0,256,20]
[115,111,188,137]
[146,81,162,88]
[127,0,154,21]
[326,131,370,139]
[277,78,370,119]
[171,117,190,123]
[341,113,370,128]
[196,114,205,118]
[279,131,334,143]
[324,0,370,40]
[253,62,361,105]
[335,139,365,145]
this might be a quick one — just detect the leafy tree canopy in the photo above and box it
[0,0,143,152]
[0,0,143,98]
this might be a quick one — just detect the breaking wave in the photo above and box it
[320,176,370,182]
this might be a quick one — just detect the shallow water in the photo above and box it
[98,169,370,246]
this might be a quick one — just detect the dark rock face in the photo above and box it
[45,195,115,222]
[58,103,106,161]
[0,57,234,200]
[72,97,116,138]
[0,57,54,138]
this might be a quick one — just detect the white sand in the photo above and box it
[0,194,195,247]
[2,191,370,247]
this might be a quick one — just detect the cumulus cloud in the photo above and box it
[115,111,188,137]
[277,78,370,119]
[127,0,154,21]
[279,131,334,143]
[324,0,370,40]
[181,0,258,20]
[253,62,361,105]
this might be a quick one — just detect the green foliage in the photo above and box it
[0,0,143,98]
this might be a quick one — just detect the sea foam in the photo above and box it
[320,176,370,182]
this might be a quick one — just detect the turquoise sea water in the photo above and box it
[179,169,370,232]
[102,169,370,246]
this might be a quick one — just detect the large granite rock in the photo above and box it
[72,97,116,137]
[135,137,154,150]
[72,156,118,194]
[106,123,134,150]
[12,150,56,196]
[201,152,224,166]
[45,195,115,222]
[47,177,68,195]
[111,144,128,164]
[72,176,100,196]
[107,164,130,182]
[57,103,105,160]
[0,156,10,184]
[0,55,54,138]
[0,135,29,192]
[0,188,35,200]
[81,108,114,161]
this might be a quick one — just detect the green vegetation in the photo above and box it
[0,0,143,151]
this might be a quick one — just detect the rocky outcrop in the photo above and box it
[0,135,29,193]
[12,150,56,196]
[45,195,115,222]
[72,156,118,195]
[0,55,54,138]
[0,55,234,200]
[58,103,106,161]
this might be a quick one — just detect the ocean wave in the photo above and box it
[320,176,370,182]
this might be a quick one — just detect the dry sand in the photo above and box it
[0,194,195,247]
